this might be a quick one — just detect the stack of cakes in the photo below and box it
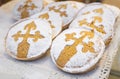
[5,0,120,73]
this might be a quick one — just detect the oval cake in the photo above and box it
[5,18,52,60]
[50,28,105,73]
[70,3,115,45]
[13,0,43,20]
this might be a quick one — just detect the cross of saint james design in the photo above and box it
[39,13,55,28]
[12,21,44,58]
[56,31,95,67]
[79,16,106,34]
[18,0,37,19]
[48,4,68,17]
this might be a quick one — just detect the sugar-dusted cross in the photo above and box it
[79,16,106,34]
[18,0,37,19]
[56,30,95,68]
[49,5,68,17]
[12,21,44,58]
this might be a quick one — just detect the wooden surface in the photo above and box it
[103,0,120,8]
[0,0,11,6]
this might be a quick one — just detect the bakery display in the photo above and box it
[3,0,120,75]
[5,18,52,60]
[31,11,62,39]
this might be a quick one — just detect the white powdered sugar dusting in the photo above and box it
[6,18,52,59]
[1,1,120,79]
[42,2,85,26]
[13,0,43,20]
[70,4,115,42]
[104,4,120,18]
[51,28,105,73]
[31,11,62,38]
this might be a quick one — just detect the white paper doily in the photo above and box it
[0,0,120,79]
